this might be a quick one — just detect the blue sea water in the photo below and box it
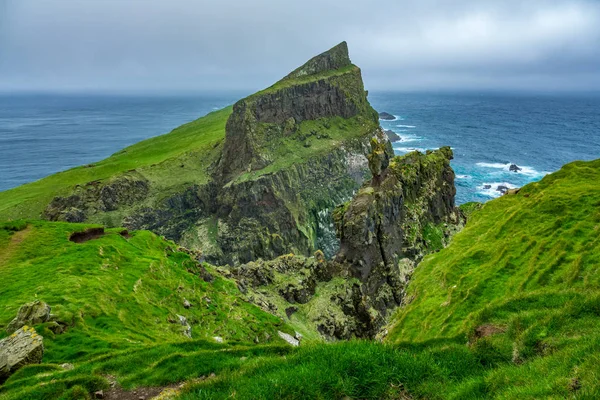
[370,92,600,204]
[0,92,599,204]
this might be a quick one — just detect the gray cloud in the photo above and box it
[1,0,599,92]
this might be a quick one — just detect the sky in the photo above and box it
[1,0,600,93]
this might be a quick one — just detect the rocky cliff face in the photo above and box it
[228,145,465,340]
[42,42,382,266]
[216,41,377,182]
[334,143,464,326]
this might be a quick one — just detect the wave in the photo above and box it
[477,182,518,198]
[396,124,416,128]
[394,146,426,153]
[398,133,422,143]
[475,162,548,178]
[456,174,472,180]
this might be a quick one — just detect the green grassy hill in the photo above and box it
[2,160,599,399]
[0,107,231,222]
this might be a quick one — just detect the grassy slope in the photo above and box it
[0,107,232,221]
[0,220,295,398]
[385,158,600,398]
[2,161,599,399]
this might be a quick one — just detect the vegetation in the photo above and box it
[0,107,232,221]
[1,159,599,399]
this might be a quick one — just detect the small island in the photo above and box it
[378,111,396,120]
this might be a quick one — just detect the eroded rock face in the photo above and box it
[0,326,44,382]
[228,146,464,340]
[44,173,150,223]
[334,146,464,321]
[6,301,51,334]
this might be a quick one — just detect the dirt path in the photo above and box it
[0,225,32,267]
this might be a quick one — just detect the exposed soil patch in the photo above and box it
[69,227,105,243]
[119,229,132,239]
[99,383,181,400]
[474,324,506,338]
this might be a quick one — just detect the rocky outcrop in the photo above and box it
[0,326,44,382]
[378,112,396,121]
[333,144,464,322]
[6,301,51,334]
[226,145,464,340]
[44,172,150,223]
[216,42,377,183]
[385,130,401,142]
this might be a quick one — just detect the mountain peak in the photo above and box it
[282,41,351,80]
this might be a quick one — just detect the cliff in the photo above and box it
[228,144,465,339]
[32,42,385,265]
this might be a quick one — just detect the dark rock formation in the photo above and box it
[378,112,396,121]
[497,185,509,194]
[384,129,401,142]
[333,146,464,325]
[509,164,522,172]
[42,42,384,267]
[0,327,44,382]
[228,145,464,340]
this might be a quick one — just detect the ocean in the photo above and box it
[1,92,599,204]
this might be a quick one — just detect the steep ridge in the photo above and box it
[229,143,464,339]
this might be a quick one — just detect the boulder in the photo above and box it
[483,185,492,190]
[378,112,396,120]
[496,185,509,194]
[6,301,51,334]
[509,164,522,172]
[277,331,299,346]
[0,326,44,382]
[384,129,401,142]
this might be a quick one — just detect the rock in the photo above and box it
[60,363,74,370]
[0,326,44,382]
[496,185,509,194]
[294,332,303,341]
[6,301,51,334]
[384,129,401,142]
[176,315,191,338]
[367,138,391,179]
[183,299,192,309]
[213,336,224,343]
[94,390,104,399]
[483,185,492,190]
[333,146,464,335]
[277,331,299,347]
[509,164,522,172]
[378,112,396,120]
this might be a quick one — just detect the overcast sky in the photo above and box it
[1,0,599,93]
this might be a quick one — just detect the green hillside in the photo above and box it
[0,107,231,221]
[385,158,600,397]
[2,160,599,399]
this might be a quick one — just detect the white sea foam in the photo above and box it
[477,182,518,198]
[394,146,426,153]
[456,174,472,180]
[396,124,416,128]
[475,162,548,178]
[380,115,400,121]
[398,133,422,143]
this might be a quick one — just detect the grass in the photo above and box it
[1,159,600,398]
[0,107,232,221]
[0,220,293,365]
